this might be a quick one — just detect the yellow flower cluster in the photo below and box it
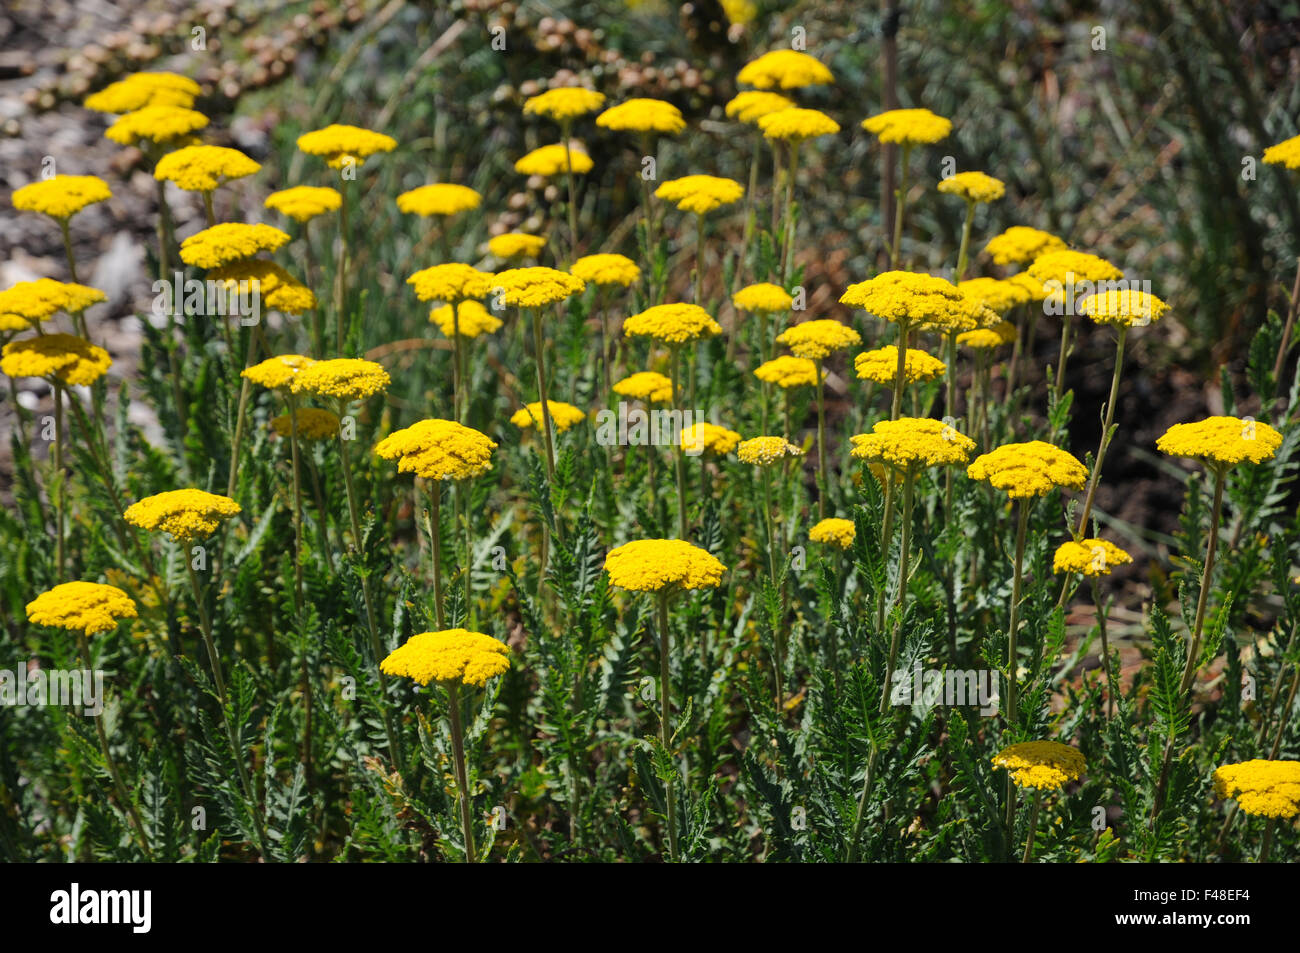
[242,354,315,391]
[570,253,640,287]
[124,488,241,543]
[991,741,1087,791]
[604,539,726,592]
[737,436,803,466]
[264,185,342,223]
[613,371,674,403]
[1027,249,1123,285]
[1262,135,1300,171]
[680,422,742,456]
[493,266,585,306]
[271,408,340,441]
[396,183,482,218]
[596,98,686,135]
[724,91,794,124]
[1212,759,1300,818]
[430,301,501,339]
[510,401,587,432]
[737,50,834,89]
[154,145,260,192]
[515,144,593,177]
[1007,272,1051,302]
[967,441,1088,498]
[13,175,112,220]
[374,418,497,481]
[489,233,549,261]
[291,358,390,403]
[841,271,988,332]
[1156,416,1283,467]
[758,108,840,143]
[407,263,494,303]
[2,334,111,386]
[861,108,952,146]
[523,87,606,121]
[380,629,510,687]
[105,105,209,145]
[809,517,855,550]
[296,123,397,168]
[754,355,821,389]
[957,326,1013,349]
[850,417,976,470]
[985,226,1067,266]
[84,71,199,113]
[1078,289,1169,327]
[937,171,1005,204]
[210,260,315,314]
[733,282,792,313]
[655,175,745,215]
[26,581,138,636]
[0,279,105,321]
[1052,538,1133,576]
[775,319,861,360]
[623,303,722,345]
[854,346,947,385]
[959,277,1031,316]
[179,222,290,269]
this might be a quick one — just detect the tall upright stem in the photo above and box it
[889,145,911,269]
[52,382,65,579]
[287,397,305,612]
[1075,326,1127,537]
[781,140,800,284]
[1021,791,1041,862]
[815,360,828,519]
[429,481,445,629]
[530,308,557,480]
[446,682,476,862]
[1002,501,1030,845]
[657,590,679,862]
[954,198,975,283]
[562,121,579,266]
[336,185,351,355]
[878,470,915,715]
[671,346,688,540]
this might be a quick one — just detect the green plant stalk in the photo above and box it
[1074,326,1127,538]
[336,184,351,356]
[781,140,800,284]
[878,468,915,716]
[657,589,679,862]
[1091,577,1115,720]
[429,480,446,629]
[739,135,761,284]
[891,321,910,420]
[847,742,880,863]
[1052,314,1072,411]
[693,213,705,305]
[445,681,476,863]
[954,198,975,283]
[287,396,305,612]
[225,329,259,500]
[1259,817,1276,863]
[889,145,911,269]
[459,479,473,628]
[305,451,336,574]
[52,381,65,579]
[202,190,216,229]
[1021,790,1041,863]
[530,308,558,481]
[562,120,579,266]
[815,360,829,519]
[452,301,465,422]
[671,346,689,540]
[1002,501,1030,847]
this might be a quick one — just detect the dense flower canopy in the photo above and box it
[680,422,742,456]
[104,105,209,145]
[290,358,390,402]
[179,222,290,268]
[396,183,482,217]
[488,233,549,261]
[992,741,1087,791]
[850,417,977,470]
[84,71,200,113]
[1212,760,1300,818]
[758,108,840,143]
[613,371,674,403]
[26,582,138,636]
[604,539,726,592]
[523,86,606,121]
[1156,416,1283,467]
[241,354,315,391]
[13,175,112,220]
[154,145,260,192]
[430,300,502,339]
[407,263,494,303]
[724,91,794,124]
[809,517,855,550]
[1078,289,1169,327]
[775,319,861,360]
[124,488,241,543]
[514,144,593,177]
[596,98,686,135]
[737,436,803,466]
[1026,249,1123,286]
[271,408,340,442]
[1053,538,1133,576]
[854,346,947,385]
[985,226,1067,266]
[380,629,510,687]
[732,282,793,313]
[623,303,721,345]
[655,175,745,215]
[861,108,952,146]
[493,266,584,306]
[736,50,834,89]
[570,253,640,287]
[374,418,497,481]
[959,277,1031,316]
[967,441,1088,498]
[2,334,111,386]
[510,400,587,432]
[841,271,990,331]
[0,279,105,321]
[210,260,315,314]
[264,186,342,223]
[937,171,1005,204]
[1262,135,1300,170]
[296,123,397,168]
[754,355,821,389]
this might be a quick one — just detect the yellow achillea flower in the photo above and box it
[596,98,687,135]
[850,417,976,470]
[380,629,510,687]
[623,303,722,345]
[655,175,745,215]
[861,108,952,146]
[209,261,315,314]
[613,371,674,403]
[571,253,640,287]
[809,517,855,550]
[985,226,1067,266]
[493,266,584,306]
[407,263,494,303]
[967,441,1088,498]
[241,354,315,391]
[604,539,726,592]
[296,123,397,168]
[396,183,482,217]
[124,488,241,543]
[736,50,834,90]
[1078,289,1169,327]
[104,106,209,146]
[26,581,138,636]
[84,71,200,113]
[957,327,1010,350]
[754,355,821,389]
[374,418,497,481]
[0,279,105,321]
[1212,760,1300,818]
[13,175,111,220]
[737,436,803,466]
[154,145,259,192]
[1156,416,1283,467]
[2,334,111,386]
[179,222,290,269]
[1027,249,1123,285]
[1052,538,1132,576]
[1006,271,1051,302]
[430,301,501,338]
[775,319,862,360]
[854,346,947,385]
[271,408,340,442]
[724,91,794,124]
[489,233,549,261]
[511,401,587,433]
[523,87,606,121]
[840,271,989,332]
[514,143,593,177]
[291,358,390,402]
[758,107,840,143]
[680,422,742,456]
[733,282,793,313]
[264,186,341,223]
[1262,135,1300,171]
[959,277,1031,318]
[937,171,1005,204]
[992,741,1087,791]
[720,0,757,26]
[0,313,29,333]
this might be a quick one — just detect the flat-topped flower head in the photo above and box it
[510,401,587,433]
[2,334,111,386]
[604,539,726,592]
[986,226,1067,266]
[241,354,315,391]
[596,98,686,135]
[264,185,341,223]
[1078,289,1168,328]
[1006,271,1052,303]
[680,422,742,456]
[179,222,290,269]
[291,358,390,403]
[430,301,501,339]
[754,355,821,389]
[1027,249,1123,286]
[493,266,584,306]
[1262,135,1300,171]
[407,263,494,303]
[861,108,952,146]
[623,303,721,345]
[154,145,259,192]
[13,175,111,220]
[396,183,482,218]
[809,517,855,550]
[210,261,315,314]
[958,327,1011,350]
[1156,416,1283,468]
[1212,760,1300,818]
[840,271,987,332]
[725,91,794,124]
[124,488,241,543]
[1053,538,1132,577]
[296,123,396,168]
[737,436,803,466]
[992,741,1086,791]
[84,71,199,113]
[733,282,793,313]
[0,279,106,322]
[937,171,1005,204]
[776,319,861,360]
[959,277,1032,317]
[655,175,744,215]
[381,629,510,687]
[105,106,208,146]
[488,233,548,261]
[854,346,947,385]
[570,253,640,287]
[850,417,976,470]
[613,371,674,403]
[523,86,606,121]
[26,581,138,636]
[758,107,840,143]
[737,50,834,89]
[515,143,593,177]
[967,440,1088,498]
[271,408,340,442]
[374,418,497,481]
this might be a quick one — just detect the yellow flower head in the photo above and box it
[613,371,674,403]
[737,436,803,466]
[655,175,745,215]
[604,539,726,592]
[0,279,105,321]
[754,355,821,389]
[489,233,549,261]
[957,327,1009,350]
[396,183,482,218]
[776,319,862,360]
[737,50,834,90]
[967,441,1088,498]
[1026,249,1123,286]
[596,98,687,135]
[241,354,316,391]
[154,145,259,192]
[680,422,742,456]
[84,71,200,113]
[179,222,290,269]
[840,271,987,332]
[861,108,952,146]
[937,171,1005,204]
[209,260,315,314]
[854,346,947,385]
[758,107,840,143]
[1078,289,1168,328]
[523,86,607,122]
[271,408,340,442]
[809,517,855,550]
[850,417,976,470]
[123,488,241,543]
[515,143,594,177]
[2,334,111,386]
[0,313,29,333]
[13,175,111,220]
[291,358,390,403]
[510,401,587,433]
[380,629,510,687]
[105,106,209,146]
[374,418,497,481]
[407,263,494,303]
[959,277,1031,317]
[493,266,584,306]
[296,123,397,168]
[1262,135,1300,171]
[571,253,640,287]
[992,741,1086,791]
[985,226,1067,266]
[1052,538,1132,577]
[1156,416,1283,468]
[1006,271,1052,303]
[1212,759,1300,819]
[725,91,795,124]
[430,300,502,339]
[733,282,793,313]
[264,186,342,223]
[26,581,138,636]
[623,303,722,345]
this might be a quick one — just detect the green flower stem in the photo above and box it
[52,381,65,579]
[889,144,912,270]
[954,197,975,284]
[562,120,579,266]
[458,479,473,628]
[693,213,705,305]
[891,321,910,420]
[1091,577,1115,720]
[671,346,689,540]
[445,681,476,863]
[1002,501,1030,851]
[770,141,783,255]
[875,472,897,634]
[1052,314,1073,413]
[202,190,216,229]
[287,396,305,612]
[878,467,915,715]
[336,184,351,356]
[815,359,828,519]
[428,480,446,629]
[1074,325,1128,537]
[225,329,260,500]
[1259,817,1276,863]
[530,308,557,481]
[656,589,679,862]
[847,741,880,863]
[304,451,336,575]
[1021,790,1041,863]
[739,135,761,284]
[781,140,800,284]
[451,301,465,422]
